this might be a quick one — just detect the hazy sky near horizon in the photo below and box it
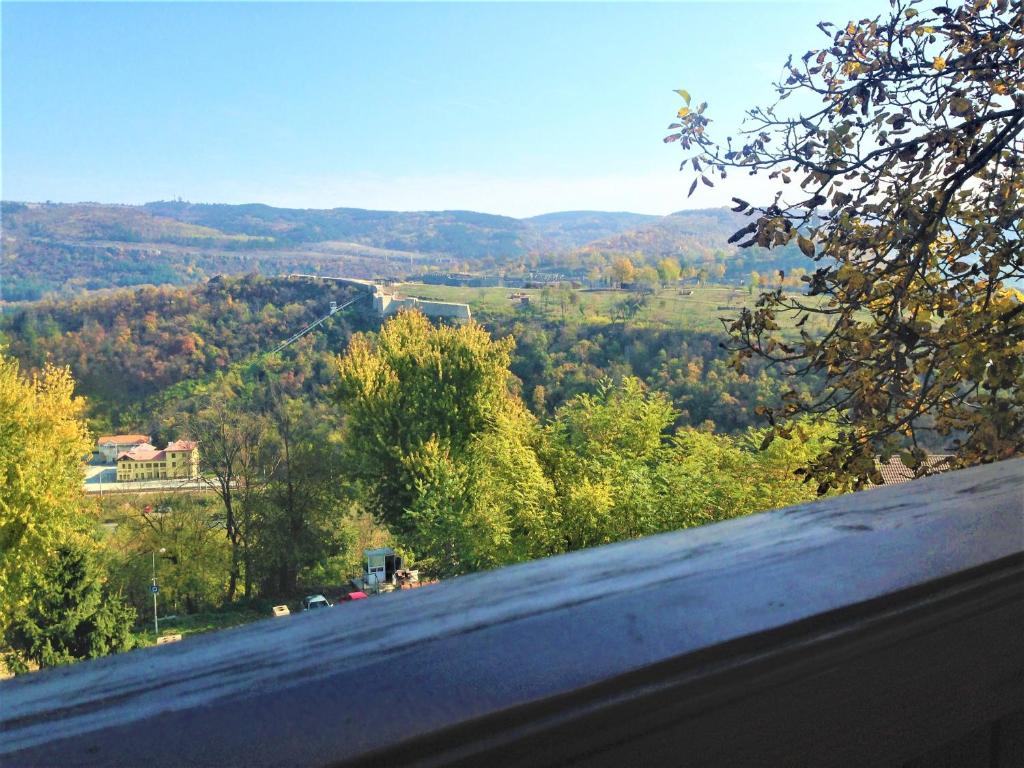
[3,1,889,217]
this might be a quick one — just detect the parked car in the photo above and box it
[301,594,331,610]
[338,591,368,602]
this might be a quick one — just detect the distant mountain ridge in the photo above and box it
[523,210,661,250]
[4,200,723,254]
[1,200,803,300]
[141,201,536,258]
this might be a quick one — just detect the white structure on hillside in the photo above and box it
[372,287,471,321]
[288,274,471,322]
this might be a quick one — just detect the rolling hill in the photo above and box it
[523,210,660,250]
[1,201,810,301]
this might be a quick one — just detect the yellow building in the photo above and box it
[116,439,199,482]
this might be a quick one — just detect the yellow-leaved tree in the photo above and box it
[0,352,93,626]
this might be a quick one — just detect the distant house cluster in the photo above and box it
[96,434,200,482]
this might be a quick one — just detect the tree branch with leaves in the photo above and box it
[666,0,1024,489]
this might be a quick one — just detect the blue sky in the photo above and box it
[2,1,888,216]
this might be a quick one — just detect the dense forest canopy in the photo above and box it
[0,275,814,442]
[1,277,370,408]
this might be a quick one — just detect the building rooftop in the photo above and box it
[876,454,954,485]
[97,434,151,446]
[117,446,165,462]
[117,439,198,463]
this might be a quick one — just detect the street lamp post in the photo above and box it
[151,547,166,635]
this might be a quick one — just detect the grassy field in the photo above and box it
[400,282,827,334]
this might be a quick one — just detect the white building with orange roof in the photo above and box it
[115,439,200,482]
[96,434,152,463]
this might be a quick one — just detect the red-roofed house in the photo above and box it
[116,439,200,482]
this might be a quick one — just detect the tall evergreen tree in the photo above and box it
[4,544,136,674]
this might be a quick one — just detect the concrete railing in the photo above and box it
[2,459,1022,767]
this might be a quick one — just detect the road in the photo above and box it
[83,465,214,495]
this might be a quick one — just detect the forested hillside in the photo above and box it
[0,273,827,658]
[1,277,371,408]
[568,208,812,281]
[2,201,811,300]
[0,275,811,441]
[0,202,438,301]
[142,201,535,256]
[1,306,834,673]
[523,210,660,250]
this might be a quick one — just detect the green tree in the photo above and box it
[394,420,557,577]
[336,311,517,530]
[667,0,1024,487]
[186,397,273,600]
[335,311,556,575]
[635,265,660,293]
[398,437,475,575]
[256,395,352,596]
[466,410,559,564]
[0,354,93,626]
[531,384,547,415]
[108,495,230,616]
[542,378,677,549]
[567,289,582,321]
[660,419,837,528]
[657,257,682,286]
[4,543,136,674]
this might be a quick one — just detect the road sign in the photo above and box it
[151,584,160,594]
